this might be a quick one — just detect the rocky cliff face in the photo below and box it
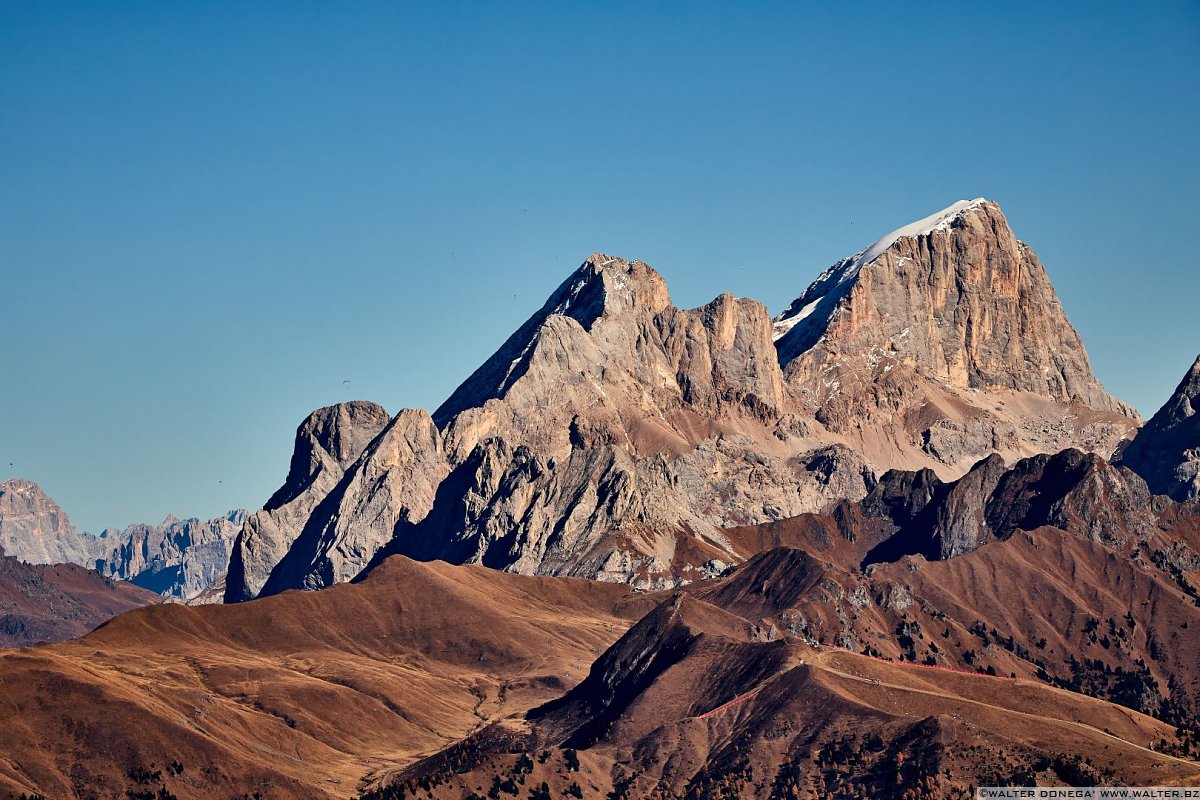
[0,478,246,600]
[224,400,392,601]
[0,479,95,565]
[775,199,1138,474]
[254,408,447,595]
[96,510,249,600]
[1121,354,1200,502]
[228,201,1143,599]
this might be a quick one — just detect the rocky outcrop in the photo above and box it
[225,400,392,601]
[255,409,447,595]
[0,479,95,565]
[860,449,1160,565]
[1121,354,1200,501]
[775,199,1138,474]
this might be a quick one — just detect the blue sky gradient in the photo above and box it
[2,2,1198,531]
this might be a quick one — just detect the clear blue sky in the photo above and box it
[2,2,1197,532]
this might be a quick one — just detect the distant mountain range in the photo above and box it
[1,199,1197,798]
[0,478,246,601]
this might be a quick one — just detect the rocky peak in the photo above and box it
[0,478,55,509]
[254,408,448,595]
[1121,353,1200,501]
[433,255,670,428]
[0,478,91,566]
[264,400,390,511]
[861,448,1159,566]
[776,199,1133,414]
[774,199,990,358]
[435,253,786,467]
[770,199,1137,474]
[536,253,673,332]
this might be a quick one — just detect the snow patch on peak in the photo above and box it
[588,252,626,268]
[855,198,988,270]
[772,199,989,345]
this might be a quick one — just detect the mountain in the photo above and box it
[774,199,1137,471]
[0,552,159,648]
[229,199,1138,600]
[95,509,249,599]
[0,478,247,600]
[853,448,1161,564]
[1122,354,1200,502]
[224,400,403,600]
[0,478,95,565]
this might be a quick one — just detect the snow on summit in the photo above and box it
[772,198,988,342]
[849,198,988,275]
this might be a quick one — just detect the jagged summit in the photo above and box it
[432,254,670,428]
[774,198,1135,418]
[773,198,989,345]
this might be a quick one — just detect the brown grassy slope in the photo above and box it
[378,607,1199,800]
[718,501,1200,728]
[0,556,656,800]
[0,553,159,647]
[5,509,1200,799]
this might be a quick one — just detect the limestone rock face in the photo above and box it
[0,479,94,565]
[927,453,1009,558]
[224,401,391,601]
[264,400,393,509]
[436,257,785,462]
[95,511,248,600]
[1121,354,1200,501]
[255,409,447,594]
[774,199,1138,474]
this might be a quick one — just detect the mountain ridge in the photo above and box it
[0,477,247,601]
[225,198,1142,601]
